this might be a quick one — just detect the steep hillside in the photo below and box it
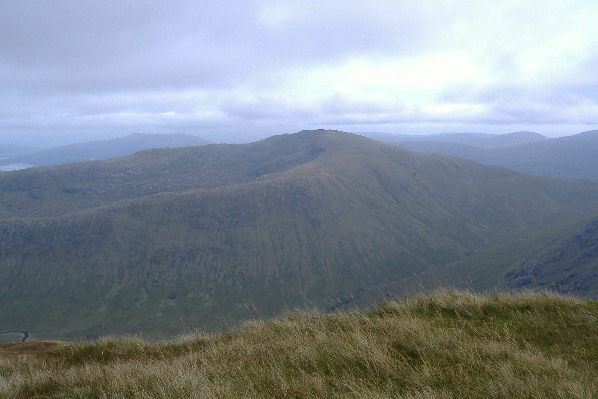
[0,133,209,169]
[1,130,598,340]
[340,215,598,311]
[393,130,598,179]
[505,218,598,296]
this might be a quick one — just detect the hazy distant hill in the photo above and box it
[384,130,598,179]
[367,131,548,148]
[1,130,598,340]
[0,133,209,169]
[0,143,42,159]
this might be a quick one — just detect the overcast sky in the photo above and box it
[1,0,597,145]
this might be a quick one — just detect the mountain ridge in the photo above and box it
[1,130,598,339]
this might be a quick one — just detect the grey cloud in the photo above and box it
[441,80,598,125]
[0,0,434,95]
[1,2,247,93]
[1,0,598,144]
[221,90,429,128]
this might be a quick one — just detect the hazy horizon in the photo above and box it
[2,126,596,149]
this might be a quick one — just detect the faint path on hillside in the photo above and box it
[0,330,29,342]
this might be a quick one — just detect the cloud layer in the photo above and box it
[1,0,597,144]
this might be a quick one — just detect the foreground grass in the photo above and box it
[1,291,596,398]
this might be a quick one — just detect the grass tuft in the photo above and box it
[1,290,596,398]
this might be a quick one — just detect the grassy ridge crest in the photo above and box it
[1,291,596,398]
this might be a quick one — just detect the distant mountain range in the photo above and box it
[367,131,549,148]
[1,130,598,340]
[370,130,598,179]
[0,133,209,170]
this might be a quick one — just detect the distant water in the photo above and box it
[0,163,34,171]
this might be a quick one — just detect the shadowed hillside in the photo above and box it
[1,130,598,340]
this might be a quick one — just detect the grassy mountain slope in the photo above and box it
[1,130,598,339]
[1,292,596,398]
[0,132,328,218]
[393,130,598,179]
[0,133,209,168]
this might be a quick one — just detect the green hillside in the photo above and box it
[341,216,598,311]
[1,292,596,398]
[1,130,598,340]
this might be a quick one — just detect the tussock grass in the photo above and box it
[1,291,596,398]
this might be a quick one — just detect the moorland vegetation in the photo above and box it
[0,291,596,398]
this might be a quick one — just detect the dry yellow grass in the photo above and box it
[0,291,596,398]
